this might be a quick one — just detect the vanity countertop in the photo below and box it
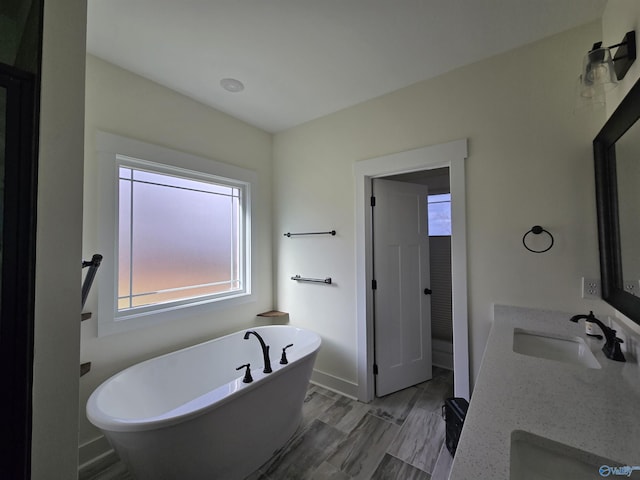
[448,304,640,479]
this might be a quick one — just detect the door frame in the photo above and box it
[354,139,469,402]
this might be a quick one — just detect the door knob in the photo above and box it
[424,288,432,295]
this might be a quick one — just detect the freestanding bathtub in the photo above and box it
[86,325,321,480]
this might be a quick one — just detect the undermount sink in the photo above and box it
[510,430,630,480]
[513,328,601,369]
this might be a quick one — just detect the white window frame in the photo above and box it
[96,131,255,336]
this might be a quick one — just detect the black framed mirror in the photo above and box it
[594,76,640,326]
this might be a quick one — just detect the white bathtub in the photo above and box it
[86,325,321,480]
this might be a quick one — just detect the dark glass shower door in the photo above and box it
[0,62,38,480]
[0,84,5,307]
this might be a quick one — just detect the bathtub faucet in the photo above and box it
[243,331,273,373]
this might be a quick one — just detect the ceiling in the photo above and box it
[86,0,607,133]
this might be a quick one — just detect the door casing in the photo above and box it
[354,139,469,403]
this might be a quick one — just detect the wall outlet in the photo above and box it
[623,280,639,296]
[581,278,601,299]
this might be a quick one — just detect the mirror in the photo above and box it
[594,76,640,326]
[615,119,640,286]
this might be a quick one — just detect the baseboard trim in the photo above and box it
[433,352,454,370]
[78,436,120,479]
[310,369,358,400]
[79,435,112,469]
[433,339,454,370]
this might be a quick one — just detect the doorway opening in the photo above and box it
[354,139,469,403]
[382,168,454,375]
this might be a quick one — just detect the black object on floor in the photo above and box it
[442,397,469,456]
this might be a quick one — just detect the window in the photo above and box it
[97,132,254,336]
[428,193,451,236]
[117,164,245,311]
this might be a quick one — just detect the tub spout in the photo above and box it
[243,331,273,373]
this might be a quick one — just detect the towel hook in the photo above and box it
[522,225,554,253]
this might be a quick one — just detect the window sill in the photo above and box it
[98,291,255,337]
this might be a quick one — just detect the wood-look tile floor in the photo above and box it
[81,367,454,480]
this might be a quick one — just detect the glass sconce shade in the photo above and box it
[580,47,618,94]
[574,74,605,113]
[574,31,635,114]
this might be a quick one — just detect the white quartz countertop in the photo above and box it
[449,305,640,480]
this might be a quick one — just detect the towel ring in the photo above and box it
[522,225,554,253]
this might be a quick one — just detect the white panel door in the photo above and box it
[372,178,432,397]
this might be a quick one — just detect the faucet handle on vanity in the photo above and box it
[570,311,626,362]
[280,344,294,365]
[236,363,253,383]
[604,336,626,362]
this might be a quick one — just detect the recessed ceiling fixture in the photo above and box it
[220,78,245,93]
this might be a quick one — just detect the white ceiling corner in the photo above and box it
[87,0,607,133]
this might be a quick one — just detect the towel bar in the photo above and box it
[291,275,332,284]
[284,230,336,237]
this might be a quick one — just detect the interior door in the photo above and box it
[372,178,432,397]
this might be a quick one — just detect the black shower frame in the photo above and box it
[0,62,39,480]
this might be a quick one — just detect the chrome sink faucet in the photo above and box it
[243,331,273,373]
[570,311,626,362]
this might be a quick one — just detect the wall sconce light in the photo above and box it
[578,31,636,101]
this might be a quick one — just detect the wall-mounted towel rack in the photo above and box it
[80,362,91,377]
[291,275,332,284]
[80,255,101,378]
[81,253,103,309]
[284,230,336,237]
[522,225,554,253]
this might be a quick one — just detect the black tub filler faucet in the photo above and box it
[243,331,273,373]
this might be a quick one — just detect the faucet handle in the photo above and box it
[570,312,626,362]
[236,363,253,383]
[598,327,626,362]
[604,336,626,362]
[280,344,294,364]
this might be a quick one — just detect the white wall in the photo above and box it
[32,0,86,478]
[603,0,640,116]
[79,55,274,450]
[273,21,609,393]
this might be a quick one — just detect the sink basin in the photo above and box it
[513,328,601,369]
[510,430,629,480]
